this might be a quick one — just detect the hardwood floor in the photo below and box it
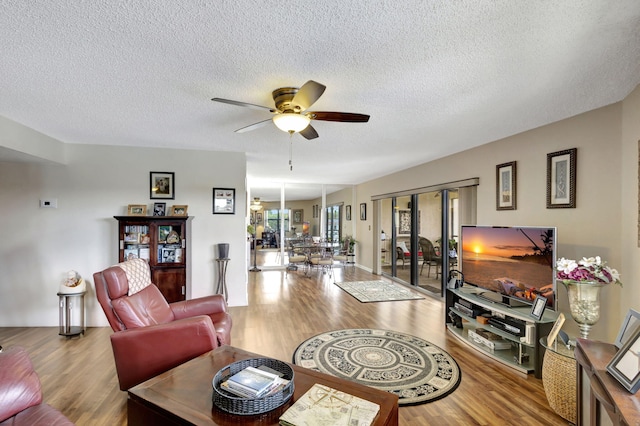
[0,267,567,425]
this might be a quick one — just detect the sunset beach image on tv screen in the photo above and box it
[461,226,556,308]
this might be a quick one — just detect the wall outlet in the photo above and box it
[40,199,58,208]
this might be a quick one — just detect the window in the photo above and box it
[265,209,290,233]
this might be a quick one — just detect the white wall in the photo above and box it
[0,139,248,327]
[356,91,639,342]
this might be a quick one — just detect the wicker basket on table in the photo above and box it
[212,357,295,415]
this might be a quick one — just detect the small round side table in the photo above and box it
[215,258,229,301]
[57,291,86,337]
[540,337,576,424]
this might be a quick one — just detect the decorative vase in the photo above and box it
[564,280,604,339]
[217,243,229,259]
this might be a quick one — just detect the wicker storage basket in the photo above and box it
[542,349,577,423]
[212,357,294,415]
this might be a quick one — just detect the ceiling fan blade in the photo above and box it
[235,119,272,133]
[212,98,275,113]
[307,111,370,122]
[292,81,326,111]
[299,124,319,140]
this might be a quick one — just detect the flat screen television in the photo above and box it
[460,225,556,311]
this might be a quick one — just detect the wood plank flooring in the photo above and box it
[0,267,568,425]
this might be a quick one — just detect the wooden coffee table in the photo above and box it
[128,345,399,425]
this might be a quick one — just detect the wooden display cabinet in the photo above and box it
[115,216,192,303]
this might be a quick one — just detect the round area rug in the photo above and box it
[293,329,461,406]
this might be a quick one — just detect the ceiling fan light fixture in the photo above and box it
[272,113,310,133]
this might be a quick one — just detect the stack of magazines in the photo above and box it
[221,366,289,398]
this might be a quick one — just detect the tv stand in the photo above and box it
[475,290,529,308]
[446,286,557,378]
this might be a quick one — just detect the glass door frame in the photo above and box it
[373,178,478,294]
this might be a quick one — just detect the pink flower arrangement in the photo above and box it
[556,256,622,285]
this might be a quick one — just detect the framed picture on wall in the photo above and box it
[212,188,235,214]
[150,171,175,199]
[293,209,303,224]
[496,161,516,210]
[360,203,367,221]
[398,209,411,235]
[346,205,351,221]
[256,212,263,223]
[547,148,577,208]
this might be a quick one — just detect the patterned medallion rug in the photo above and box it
[334,280,424,302]
[293,329,461,406]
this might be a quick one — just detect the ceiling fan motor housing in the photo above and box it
[272,87,302,113]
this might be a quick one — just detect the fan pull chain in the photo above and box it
[289,132,294,171]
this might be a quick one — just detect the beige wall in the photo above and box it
[621,84,640,332]
[356,88,639,342]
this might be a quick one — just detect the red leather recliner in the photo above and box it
[93,259,232,390]
[0,347,74,425]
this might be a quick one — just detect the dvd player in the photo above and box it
[488,317,525,337]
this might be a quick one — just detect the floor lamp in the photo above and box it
[250,236,261,272]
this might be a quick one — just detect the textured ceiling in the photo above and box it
[1,1,640,199]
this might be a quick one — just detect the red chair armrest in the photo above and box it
[0,347,42,422]
[170,294,227,320]
[110,316,218,390]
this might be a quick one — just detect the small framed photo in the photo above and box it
[346,205,351,221]
[170,205,188,216]
[213,188,235,214]
[615,308,640,349]
[158,225,171,242]
[529,295,547,320]
[153,202,166,216]
[256,212,263,223]
[547,148,577,208]
[360,203,367,221]
[161,247,177,263]
[127,204,147,216]
[312,205,317,219]
[150,172,175,200]
[547,313,565,346]
[293,209,303,224]
[496,161,516,210]
[606,328,640,394]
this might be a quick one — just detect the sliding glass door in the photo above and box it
[325,204,342,243]
[378,185,469,296]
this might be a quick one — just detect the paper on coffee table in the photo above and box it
[279,383,379,426]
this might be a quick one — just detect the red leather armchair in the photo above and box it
[93,259,232,390]
[0,347,74,425]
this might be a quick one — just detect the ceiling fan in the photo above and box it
[211,80,369,140]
